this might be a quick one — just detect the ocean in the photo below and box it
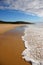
[22,23,43,65]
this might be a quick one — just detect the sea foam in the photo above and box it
[22,24,43,65]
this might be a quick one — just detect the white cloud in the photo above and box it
[0,0,43,17]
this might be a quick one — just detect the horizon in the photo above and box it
[0,0,43,23]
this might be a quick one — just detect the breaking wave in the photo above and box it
[22,24,43,65]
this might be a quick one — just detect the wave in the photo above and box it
[21,24,43,65]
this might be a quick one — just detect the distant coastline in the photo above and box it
[0,21,35,24]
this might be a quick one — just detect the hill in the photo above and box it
[0,21,34,24]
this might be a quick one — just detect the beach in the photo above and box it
[0,24,31,65]
[0,24,24,34]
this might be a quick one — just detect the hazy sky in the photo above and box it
[0,0,43,22]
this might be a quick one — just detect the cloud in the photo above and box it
[0,0,43,17]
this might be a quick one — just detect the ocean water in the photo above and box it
[22,23,43,65]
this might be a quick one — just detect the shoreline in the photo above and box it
[22,25,43,65]
[0,24,25,34]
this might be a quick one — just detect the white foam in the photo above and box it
[22,24,43,65]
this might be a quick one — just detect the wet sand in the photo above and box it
[0,24,24,34]
[0,25,31,65]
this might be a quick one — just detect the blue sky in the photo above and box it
[0,0,43,23]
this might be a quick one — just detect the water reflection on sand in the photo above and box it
[0,25,31,65]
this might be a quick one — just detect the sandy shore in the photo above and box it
[0,24,24,34]
[0,24,31,65]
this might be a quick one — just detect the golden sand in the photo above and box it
[0,24,24,34]
[0,24,31,65]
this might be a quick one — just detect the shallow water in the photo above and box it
[4,26,27,35]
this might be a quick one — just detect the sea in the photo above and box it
[22,22,43,65]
